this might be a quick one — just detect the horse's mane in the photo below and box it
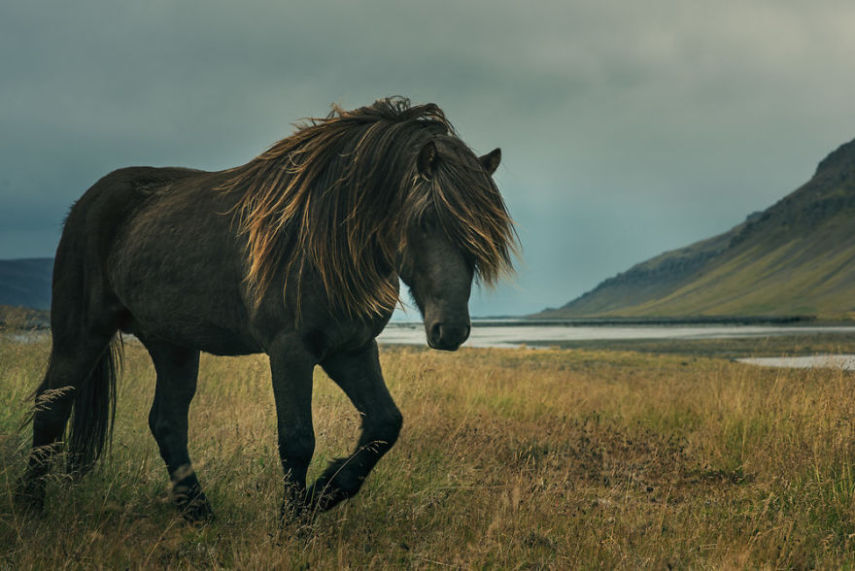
[221,97,516,318]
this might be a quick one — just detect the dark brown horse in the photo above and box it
[17,97,516,522]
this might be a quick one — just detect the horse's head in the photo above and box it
[398,138,514,351]
[399,206,475,351]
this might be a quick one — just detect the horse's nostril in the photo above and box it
[430,322,442,344]
[454,324,471,343]
[442,324,470,343]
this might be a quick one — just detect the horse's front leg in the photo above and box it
[308,341,403,513]
[269,340,316,521]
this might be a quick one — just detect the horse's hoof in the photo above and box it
[13,479,46,515]
[306,464,354,513]
[279,501,314,542]
[280,498,311,524]
[176,496,215,524]
[172,483,214,524]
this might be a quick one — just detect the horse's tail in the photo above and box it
[66,335,123,475]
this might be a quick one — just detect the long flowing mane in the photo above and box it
[220,97,516,318]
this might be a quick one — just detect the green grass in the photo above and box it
[3,334,855,567]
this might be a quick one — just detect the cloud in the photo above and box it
[2,0,855,312]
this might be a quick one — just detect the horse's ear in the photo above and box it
[417,141,438,179]
[479,148,501,175]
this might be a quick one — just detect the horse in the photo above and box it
[16,97,516,523]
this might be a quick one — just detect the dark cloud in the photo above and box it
[2,0,854,315]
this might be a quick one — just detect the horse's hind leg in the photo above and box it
[308,341,403,513]
[143,340,212,522]
[16,329,118,512]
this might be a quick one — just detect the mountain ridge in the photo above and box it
[0,258,53,311]
[537,138,855,320]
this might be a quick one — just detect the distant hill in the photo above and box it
[537,138,855,321]
[0,258,53,310]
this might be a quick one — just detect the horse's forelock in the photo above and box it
[406,142,517,286]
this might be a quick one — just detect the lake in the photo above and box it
[736,355,855,371]
[378,321,855,349]
[379,321,855,371]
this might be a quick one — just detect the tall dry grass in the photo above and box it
[2,334,855,568]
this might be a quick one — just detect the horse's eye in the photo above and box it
[419,217,438,231]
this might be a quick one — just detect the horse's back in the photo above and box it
[52,167,214,332]
[62,166,206,253]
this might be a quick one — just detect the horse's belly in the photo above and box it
[112,260,262,355]
[123,314,262,356]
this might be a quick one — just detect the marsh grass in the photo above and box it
[2,334,855,568]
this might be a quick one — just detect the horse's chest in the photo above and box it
[300,321,386,360]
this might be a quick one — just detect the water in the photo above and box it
[736,355,855,371]
[7,323,855,370]
[378,321,855,350]
[381,322,855,371]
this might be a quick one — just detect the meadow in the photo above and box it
[2,332,855,568]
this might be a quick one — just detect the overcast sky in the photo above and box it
[2,0,854,317]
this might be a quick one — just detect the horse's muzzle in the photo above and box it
[427,321,471,351]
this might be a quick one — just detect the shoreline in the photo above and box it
[396,315,854,327]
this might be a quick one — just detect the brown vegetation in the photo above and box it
[2,334,855,567]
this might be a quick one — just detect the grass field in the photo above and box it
[3,333,855,568]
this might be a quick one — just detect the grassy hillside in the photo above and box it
[4,336,855,567]
[549,222,746,317]
[616,212,855,318]
[540,138,855,320]
[0,258,52,310]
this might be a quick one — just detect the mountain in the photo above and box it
[538,138,855,320]
[0,258,53,310]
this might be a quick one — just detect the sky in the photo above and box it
[1,0,854,318]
